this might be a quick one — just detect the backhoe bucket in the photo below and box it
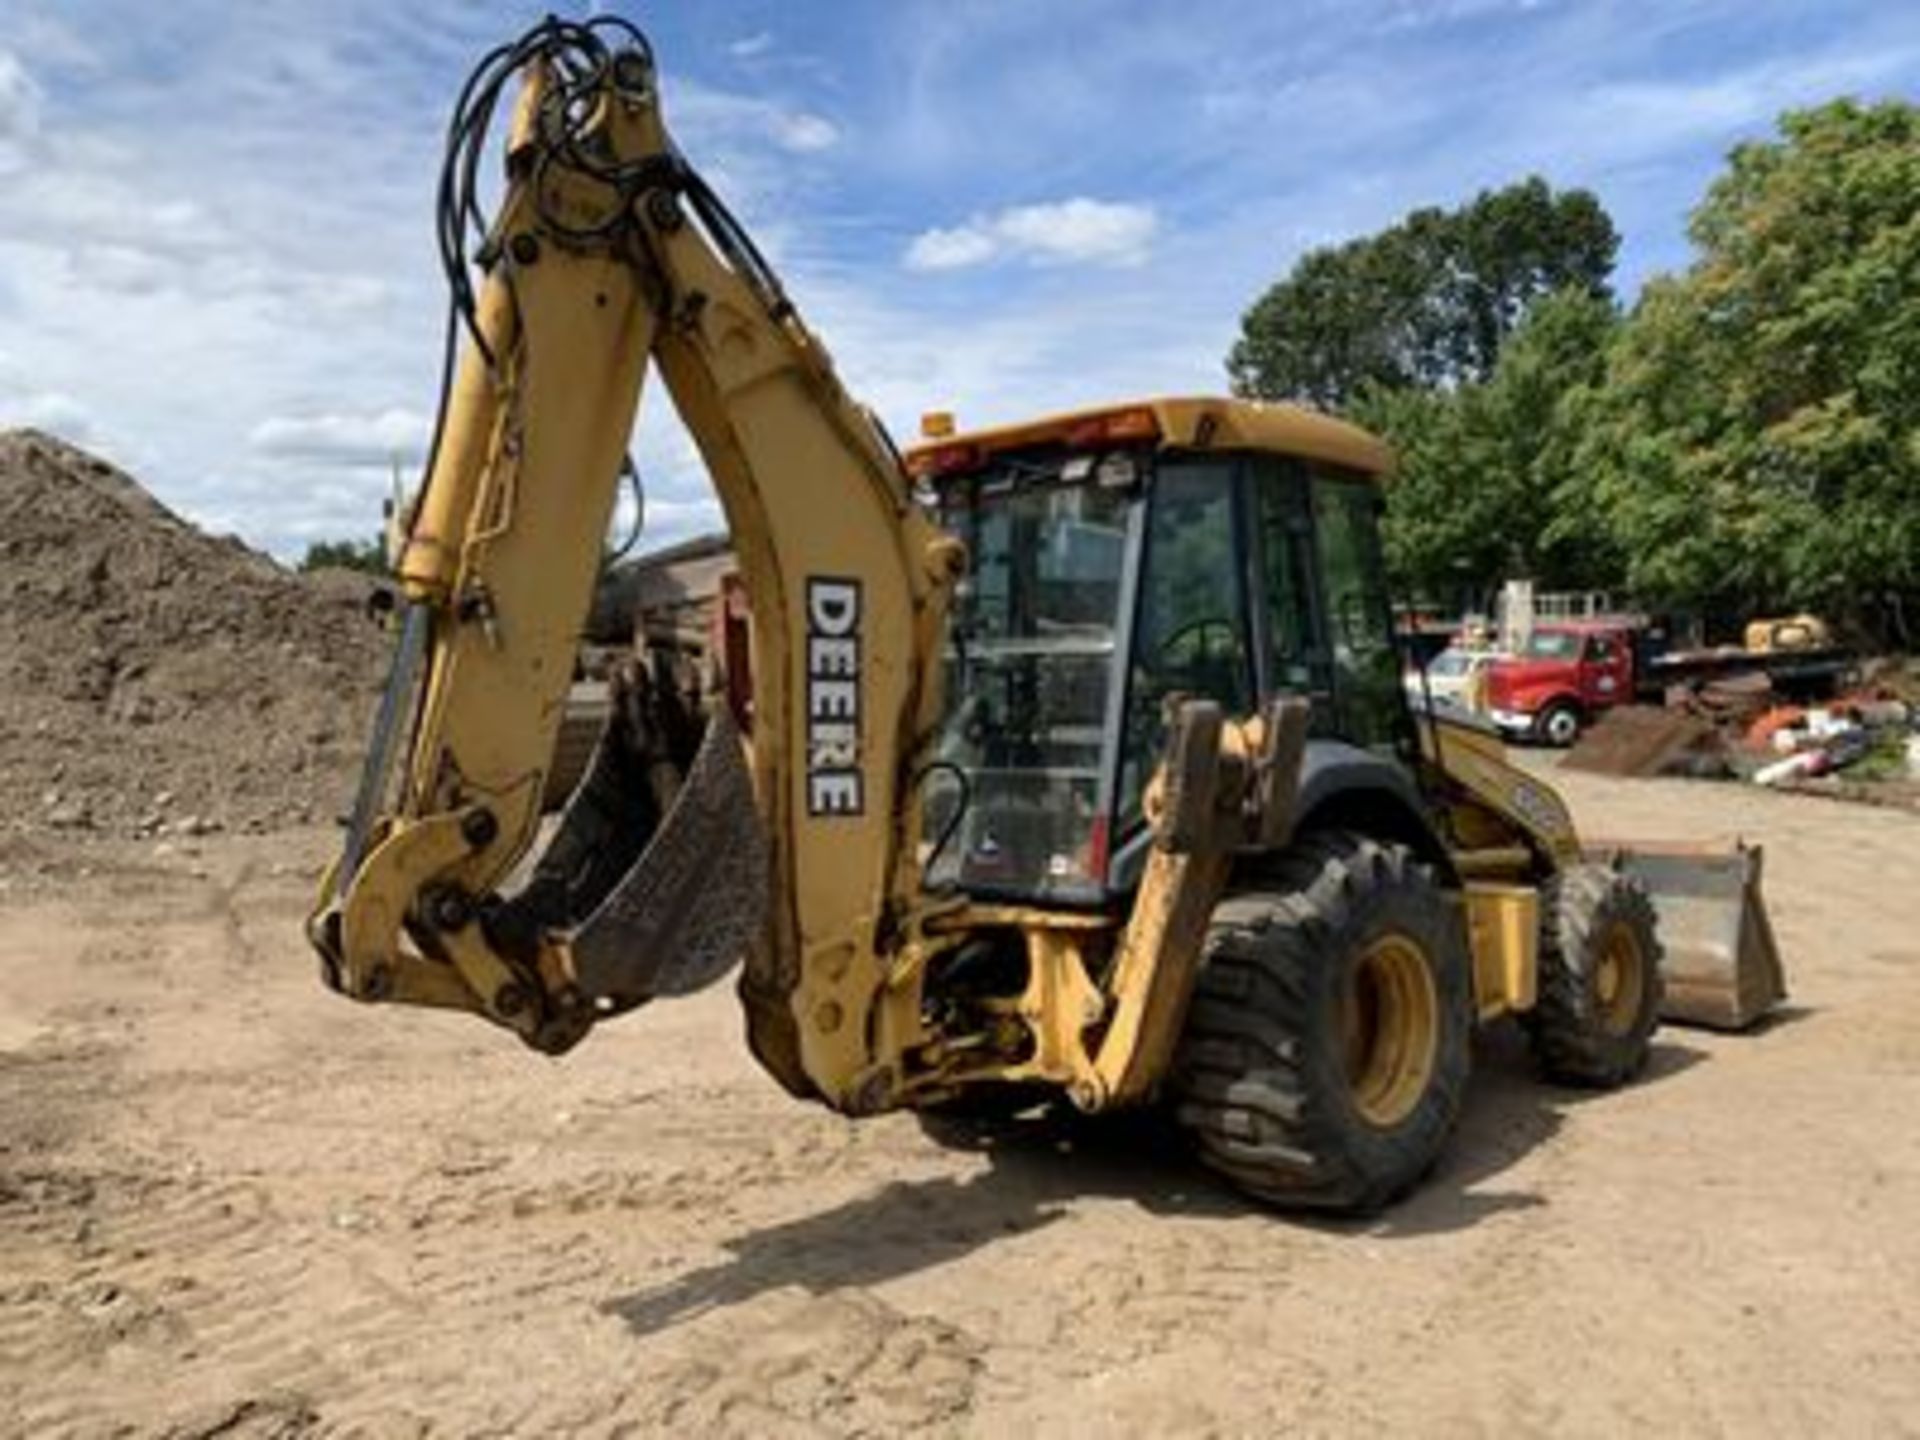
[493,670,768,1018]
[567,704,768,1005]
[1588,841,1786,1030]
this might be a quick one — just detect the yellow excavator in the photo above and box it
[309,17,1783,1211]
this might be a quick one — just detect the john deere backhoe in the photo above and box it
[310,17,1784,1211]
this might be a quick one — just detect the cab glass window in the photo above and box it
[1311,472,1403,751]
[1119,460,1249,826]
[1252,460,1321,695]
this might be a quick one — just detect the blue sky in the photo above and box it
[1,0,1916,557]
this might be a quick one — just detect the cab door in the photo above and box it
[1246,457,1415,754]
[1245,460,1412,755]
[1579,631,1631,709]
[1116,457,1253,832]
[1245,455,1336,715]
[1307,468,1411,754]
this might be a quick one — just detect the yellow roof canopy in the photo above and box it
[906,394,1392,481]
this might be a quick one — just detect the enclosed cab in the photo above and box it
[908,396,1437,906]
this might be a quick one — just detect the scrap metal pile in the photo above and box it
[1744,690,1920,802]
[1566,664,1920,805]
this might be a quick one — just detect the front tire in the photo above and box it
[1529,865,1663,1086]
[1172,834,1473,1212]
[1537,701,1583,747]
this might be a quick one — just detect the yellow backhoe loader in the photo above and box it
[309,17,1783,1211]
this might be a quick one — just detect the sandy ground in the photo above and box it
[3,767,1919,1438]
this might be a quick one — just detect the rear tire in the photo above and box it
[1537,701,1582,747]
[1528,865,1663,1087]
[1172,834,1473,1212]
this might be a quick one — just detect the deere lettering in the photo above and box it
[806,578,862,815]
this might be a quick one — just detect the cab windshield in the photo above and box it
[926,454,1135,901]
[1522,630,1582,660]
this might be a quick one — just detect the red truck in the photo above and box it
[1485,622,1635,745]
[1484,619,1853,745]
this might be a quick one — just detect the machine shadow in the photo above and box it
[1744,1002,1817,1035]
[603,1026,1709,1339]
[601,1113,1234,1338]
[1354,1023,1707,1239]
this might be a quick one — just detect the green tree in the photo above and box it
[1229,177,1618,408]
[298,537,387,575]
[1357,289,1620,606]
[1579,99,1920,639]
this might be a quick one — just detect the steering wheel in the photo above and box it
[1155,616,1237,667]
[1127,615,1239,749]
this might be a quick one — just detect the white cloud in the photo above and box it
[0,389,94,441]
[1572,47,1920,162]
[3,168,230,261]
[249,408,429,468]
[998,199,1161,265]
[671,79,840,156]
[639,493,725,538]
[773,110,839,153]
[0,348,94,440]
[729,31,774,60]
[0,47,44,172]
[902,224,1000,271]
[905,198,1160,272]
[67,242,174,295]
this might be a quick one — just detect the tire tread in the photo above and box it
[1530,864,1663,1086]
[1172,832,1472,1212]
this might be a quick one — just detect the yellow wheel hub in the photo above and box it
[1594,922,1647,1037]
[1341,933,1439,1128]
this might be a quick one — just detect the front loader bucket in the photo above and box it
[1587,841,1787,1030]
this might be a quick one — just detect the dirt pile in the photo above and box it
[1562,704,1729,779]
[0,429,388,836]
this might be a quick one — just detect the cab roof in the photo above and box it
[904,395,1393,483]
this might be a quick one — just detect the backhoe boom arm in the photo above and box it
[309,21,960,1105]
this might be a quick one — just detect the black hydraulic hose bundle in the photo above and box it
[345,18,661,887]
[410,16,806,568]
